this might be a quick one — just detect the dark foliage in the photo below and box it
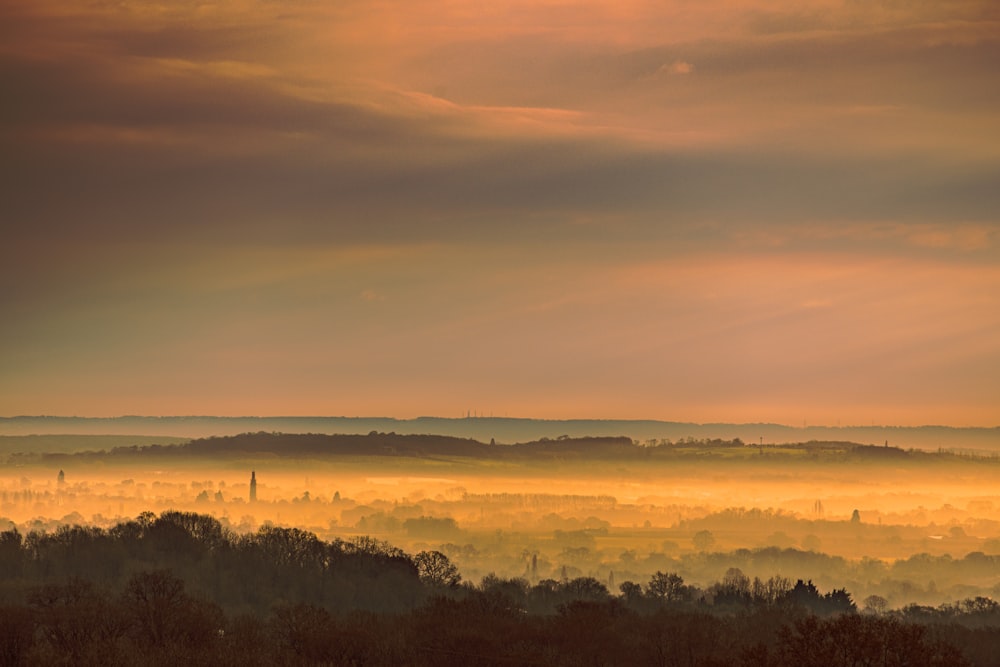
[34,431,749,463]
[0,512,992,665]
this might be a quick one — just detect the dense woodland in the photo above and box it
[15,431,1000,463]
[16,432,641,462]
[0,511,998,665]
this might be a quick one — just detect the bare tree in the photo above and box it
[413,551,461,588]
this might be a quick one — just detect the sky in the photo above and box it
[1,0,999,426]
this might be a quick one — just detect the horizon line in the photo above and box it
[1,415,997,430]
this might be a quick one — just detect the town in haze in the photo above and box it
[2,0,999,664]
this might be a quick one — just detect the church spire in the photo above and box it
[250,470,257,502]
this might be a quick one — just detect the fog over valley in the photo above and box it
[5,430,1000,611]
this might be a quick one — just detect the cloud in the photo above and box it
[659,60,694,75]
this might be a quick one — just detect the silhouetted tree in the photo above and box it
[713,567,752,605]
[562,576,610,602]
[646,571,688,603]
[414,550,461,588]
[619,581,644,604]
[785,580,821,610]
[479,574,529,611]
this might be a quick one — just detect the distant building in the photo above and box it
[250,470,257,502]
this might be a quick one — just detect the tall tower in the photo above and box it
[250,470,257,502]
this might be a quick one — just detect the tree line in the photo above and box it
[0,511,997,665]
[18,432,748,464]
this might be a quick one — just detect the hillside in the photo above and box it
[3,416,997,453]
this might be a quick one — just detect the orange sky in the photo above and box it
[1,0,998,425]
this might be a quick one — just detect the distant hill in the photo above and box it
[0,434,190,456]
[1,416,997,452]
[16,432,1000,466]
[41,432,641,462]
